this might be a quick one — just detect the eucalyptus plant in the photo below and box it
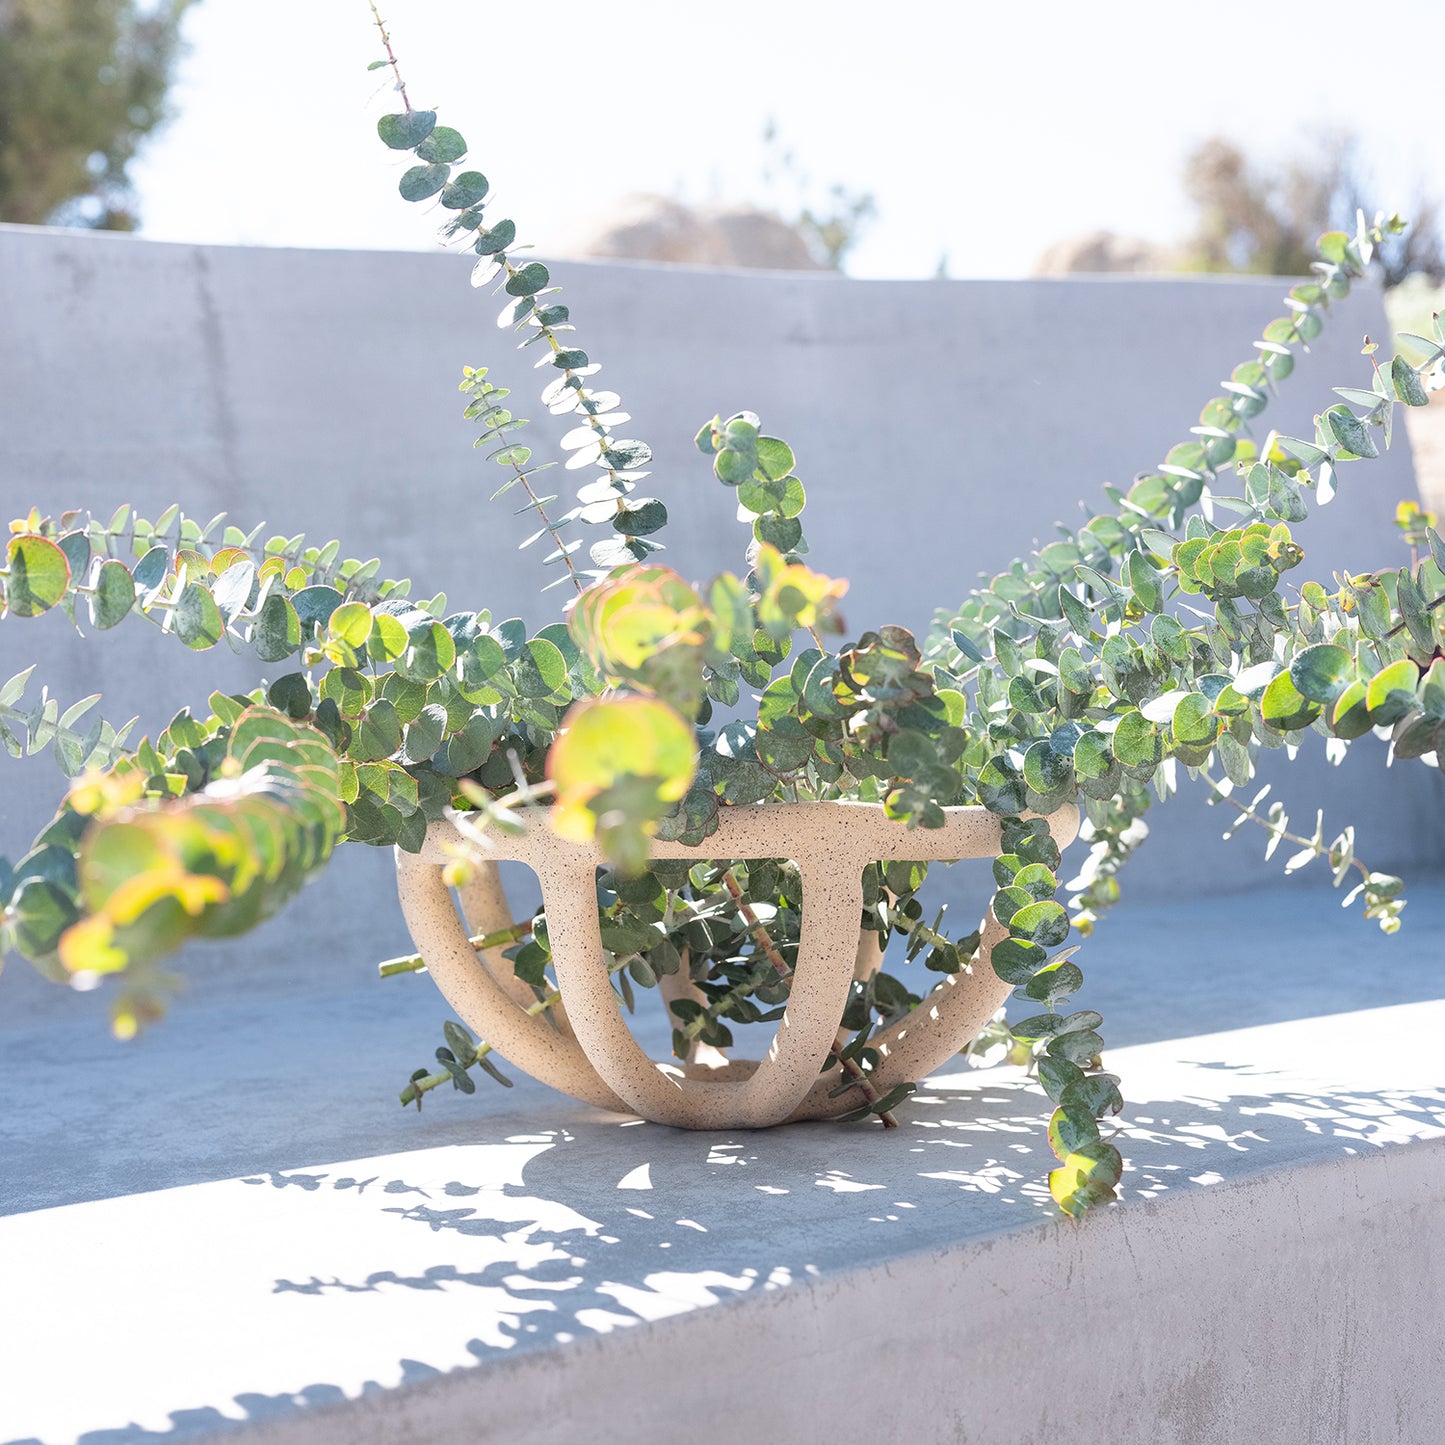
[3,13,1444,1217]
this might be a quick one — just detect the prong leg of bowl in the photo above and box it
[836,927,884,1049]
[786,906,1014,1122]
[455,861,576,1038]
[394,847,628,1114]
[853,928,884,985]
[541,856,865,1128]
[454,862,541,1010]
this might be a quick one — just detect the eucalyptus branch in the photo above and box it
[377,918,534,977]
[1200,770,1404,930]
[399,994,556,1107]
[0,680,137,779]
[366,3,412,113]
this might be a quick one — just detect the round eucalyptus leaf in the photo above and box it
[253,594,301,662]
[1171,692,1220,747]
[756,716,813,774]
[1072,729,1114,780]
[801,654,846,719]
[58,530,90,582]
[1013,863,1058,899]
[402,704,447,764]
[474,219,516,255]
[1060,1074,1124,1119]
[176,581,225,650]
[267,672,313,720]
[1325,405,1378,460]
[1020,954,1082,998]
[399,163,450,202]
[320,666,371,718]
[414,125,466,162]
[613,499,668,537]
[292,585,343,631]
[1022,739,1073,795]
[1392,713,1440,760]
[756,513,802,552]
[1289,643,1353,704]
[505,262,550,297]
[1008,673,1051,714]
[1123,550,1164,613]
[1009,900,1070,948]
[1058,647,1093,696]
[1049,1144,1123,1215]
[1319,683,1363,740]
[990,936,1046,984]
[328,601,373,649]
[10,876,79,958]
[978,754,1025,815]
[993,885,1034,923]
[513,637,568,698]
[368,611,408,663]
[4,535,70,616]
[1048,1105,1101,1159]
[713,448,753,485]
[1046,1028,1105,1066]
[1112,711,1161,767]
[399,619,457,683]
[211,558,256,624]
[755,437,795,482]
[1365,659,1419,727]
[1420,659,1445,721]
[377,110,437,149]
[89,558,136,629]
[440,170,488,209]
[1260,671,1320,732]
[1037,1054,1085,1101]
[351,698,403,764]
[438,714,499,777]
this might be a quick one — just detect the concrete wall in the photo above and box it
[2,225,1443,1006]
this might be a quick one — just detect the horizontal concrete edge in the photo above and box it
[211,1132,1445,1445]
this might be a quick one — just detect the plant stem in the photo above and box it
[367,3,412,113]
[400,986,559,1106]
[1202,772,1373,888]
[378,919,534,977]
[719,866,899,1127]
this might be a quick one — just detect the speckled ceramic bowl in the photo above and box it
[395,801,1079,1129]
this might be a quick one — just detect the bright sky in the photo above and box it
[130,0,1445,278]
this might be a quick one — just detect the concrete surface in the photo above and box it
[1,990,1441,1445]
[2,224,1443,940]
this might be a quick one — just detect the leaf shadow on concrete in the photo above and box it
[6,1051,1441,1445]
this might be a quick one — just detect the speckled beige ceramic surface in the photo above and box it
[396,801,1079,1129]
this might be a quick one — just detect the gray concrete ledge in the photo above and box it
[2,988,1442,1445]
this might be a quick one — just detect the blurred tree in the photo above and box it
[1180,134,1444,287]
[0,0,197,231]
[759,118,876,271]
[569,120,877,274]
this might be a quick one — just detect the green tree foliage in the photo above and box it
[0,0,197,230]
[759,118,877,271]
[1180,134,1444,287]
